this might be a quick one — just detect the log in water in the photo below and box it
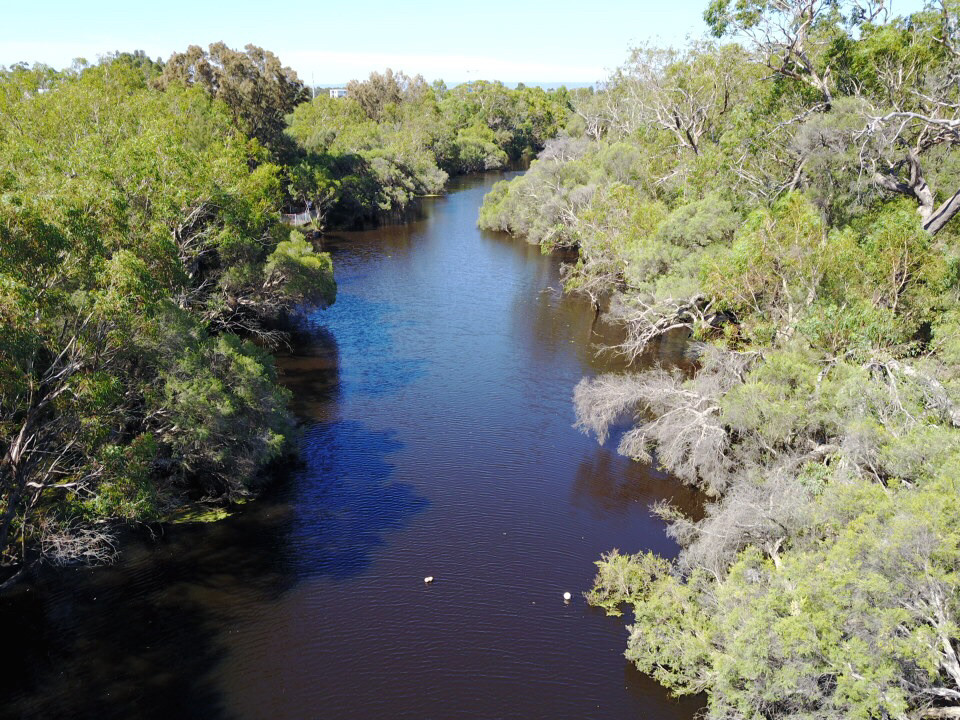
[1,173,703,720]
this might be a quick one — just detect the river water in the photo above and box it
[2,173,702,719]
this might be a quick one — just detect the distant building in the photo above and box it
[329,87,348,99]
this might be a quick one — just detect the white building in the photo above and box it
[329,88,348,99]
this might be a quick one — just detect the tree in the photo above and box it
[605,43,756,154]
[849,5,960,234]
[705,0,960,234]
[0,56,334,579]
[704,0,870,107]
[157,42,307,153]
[346,68,429,122]
[588,469,960,720]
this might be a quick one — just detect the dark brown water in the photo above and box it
[1,173,702,720]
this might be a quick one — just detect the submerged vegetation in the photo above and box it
[0,45,569,580]
[481,1,960,717]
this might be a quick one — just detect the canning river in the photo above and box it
[2,172,703,720]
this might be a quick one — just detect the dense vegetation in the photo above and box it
[0,45,569,582]
[0,52,335,577]
[285,70,570,227]
[480,1,960,718]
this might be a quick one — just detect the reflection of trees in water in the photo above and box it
[482,227,600,368]
[483,224,695,377]
[324,195,432,244]
[517,283,596,367]
[276,324,341,419]
[623,660,707,718]
[586,317,695,376]
[571,448,702,519]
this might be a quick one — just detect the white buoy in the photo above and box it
[424,576,434,584]
[563,591,572,602]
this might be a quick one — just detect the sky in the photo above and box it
[0,0,931,85]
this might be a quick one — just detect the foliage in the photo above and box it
[157,42,307,156]
[591,469,960,720]
[285,74,571,227]
[0,54,335,574]
[265,230,337,307]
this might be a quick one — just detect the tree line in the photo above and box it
[480,1,960,718]
[0,44,570,583]
[285,68,569,227]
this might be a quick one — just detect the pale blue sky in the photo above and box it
[0,0,930,84]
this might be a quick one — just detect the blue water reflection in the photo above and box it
[286,420,428,580]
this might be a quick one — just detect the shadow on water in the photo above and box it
[1,305,428,719]
[571,448,702,521]
[285,420,428,580]
[0,495,299,720]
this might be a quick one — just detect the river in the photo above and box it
[1,172,702,719]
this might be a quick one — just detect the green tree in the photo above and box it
[0,55,334,579]
[158,42,307,154]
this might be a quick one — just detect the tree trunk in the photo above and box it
[874,151,960,236]
[924,187,960,236]
[920,708,960,719]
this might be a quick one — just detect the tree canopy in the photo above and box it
[0,53,334,576]
[157,42,307,154]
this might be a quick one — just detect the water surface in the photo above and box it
[2,173,702,719]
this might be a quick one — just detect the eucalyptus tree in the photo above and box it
[0,57,334,580]
[158,42,307,153]
[703,0,880,107]
[602,43,755,153]
[706,0,960,234]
